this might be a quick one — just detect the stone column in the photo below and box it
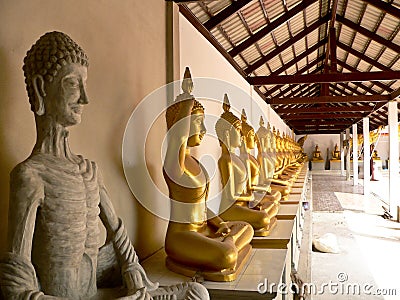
[352,123,358,185]
[388,100,399,221]
[363,117,370,196]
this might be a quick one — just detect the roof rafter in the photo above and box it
[203,0,253,30]
[270,94,391,105]
[229,0,319,57]
[337,41,391,71]
[264,61,324,98]
[283,112,364,120]
[269,38,327,77]
[363,0,400,19]
[336,60,394,92]
[336,14,400,54]
[244,14,330,74]
[276,105,373,114]
[288,120,354,126]
[249,70,400,85]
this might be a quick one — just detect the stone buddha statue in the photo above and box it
[0,31,208,300]
[312,145,323,161]
[331,144,341,160]
[163,68,253,282]
[255,118,291,200]
[215,95,276,236]
[240,109,280,216]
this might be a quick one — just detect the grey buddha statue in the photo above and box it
[0,31,208,300]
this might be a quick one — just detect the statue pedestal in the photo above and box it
[141,247,289,299]
[330,160,341,170]
[311,160,325,170]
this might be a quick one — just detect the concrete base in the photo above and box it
[330,160,341,170]
[311,161,325,170]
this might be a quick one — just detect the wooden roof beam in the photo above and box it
[296,85,320,98]
[264,60,324,98]
[276,105,373,114]
[179,5,247,78]
[244,14,330,74]
[288,120,354,126]
[249,70,400,85]
[336,59,394,92]
[337,41,391,71]
[203,0,253,30]
[296,129,347,134]
[336,14,400,54]
[273,83,318,99]
[269,38,327,77]
[229,0,319,57]
[363,0,400,19]
[329,83,353,96]
[282,112,365,120]
[335,82,364,95]
[270,94,391,105]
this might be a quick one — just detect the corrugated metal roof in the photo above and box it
[179,0,400,134]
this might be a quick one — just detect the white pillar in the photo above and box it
[352,124,358,185]
[340,132,345,175]
[363,117,370,195]
[388,100,399,221]
[346,128,351,181]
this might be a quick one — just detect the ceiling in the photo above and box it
[176,0,400,135]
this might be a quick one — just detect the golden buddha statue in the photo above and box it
[331,144,341,160]
[215,95,276,236]
[163,68,253,282]
[255,117,291,200]
[312,145,323,161]
[240,109,280,216]
[273,130,298,182]
[372,149,381,160]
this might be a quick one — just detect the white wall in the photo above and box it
[298,134,341,169]
[0,0,169,258]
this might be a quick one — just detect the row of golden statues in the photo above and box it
[163,67,308,282]
[311,144,341,162]
[0,32,308,299]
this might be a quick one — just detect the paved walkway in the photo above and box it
[310,171,400,300]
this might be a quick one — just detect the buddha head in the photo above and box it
[255,116,269,152]
[215,94,242,149]
[241,109,256,150]
[23,31,89,127]
[166,67,205,147]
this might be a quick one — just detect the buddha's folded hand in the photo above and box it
[216,221,231,237]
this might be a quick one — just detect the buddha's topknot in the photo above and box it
[23,31,88,111]
[215,94,241,144]
[166,99,204,130]
[240,109,254,138]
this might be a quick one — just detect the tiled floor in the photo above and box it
[311,171,400,300]
[312,171,363,212]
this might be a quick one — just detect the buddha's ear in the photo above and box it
[32,74,46,116]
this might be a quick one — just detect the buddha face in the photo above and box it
[187,109,206,147]
[43,63,89,127]
[230,125,242,148]
[245,130,256,150]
